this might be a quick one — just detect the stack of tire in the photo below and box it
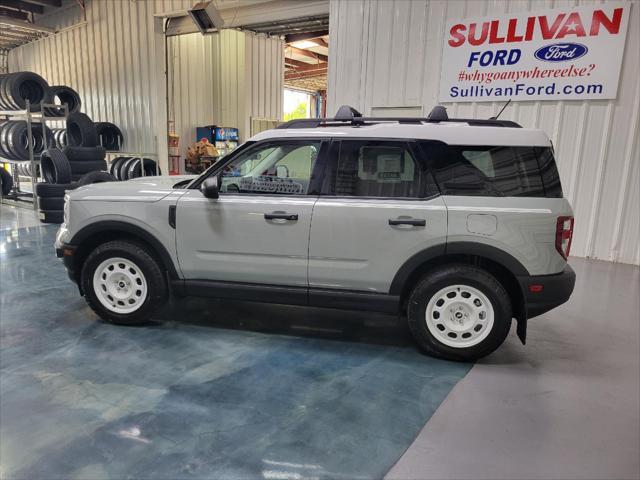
[0,72,51,111]
[110,156,161,180]
[0,120,54,161]
[62,111,110,180]
[37,147,116,224]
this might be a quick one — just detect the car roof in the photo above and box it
[249,122,552,147]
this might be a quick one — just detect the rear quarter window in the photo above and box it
[419,141,562,198]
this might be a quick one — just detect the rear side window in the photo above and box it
[420,141,562,198]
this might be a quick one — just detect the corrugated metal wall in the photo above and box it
[9,0,284,163]
[8,0,200,155]
[168,30,283,158]
[328,0,640,265]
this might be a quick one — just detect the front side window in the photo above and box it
[326,140,424,198]
[218,141,321,195]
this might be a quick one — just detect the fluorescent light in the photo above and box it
[291,40,319,49]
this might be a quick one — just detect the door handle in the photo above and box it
[388,217,426,226]
[264,211,298,221]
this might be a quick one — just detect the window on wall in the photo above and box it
[283,89,312,121]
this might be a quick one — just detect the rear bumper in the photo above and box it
[518,264,576,319]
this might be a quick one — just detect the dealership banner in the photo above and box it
[439,3,631,102]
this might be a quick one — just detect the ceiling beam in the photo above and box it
[0,0,44,14]
[312,38,328,48]
[1,29,38,40]
[285,65,328,81]
[285,29,328,43]
[285,57,309,68]
[286,45,327,63]
[0,8,29,20]
[20,0,61,7]
[0,15,54,32]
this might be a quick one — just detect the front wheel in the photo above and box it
[407,264,512,361]
[81,240,168,325]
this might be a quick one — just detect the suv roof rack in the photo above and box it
[276,105,522,129]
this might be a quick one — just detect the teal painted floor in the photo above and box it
[0,222,471,479]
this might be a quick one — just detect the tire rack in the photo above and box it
[0,101,69,211]
[105,152,160,179]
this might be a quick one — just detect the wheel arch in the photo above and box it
[69,221,180,286]
[391,242,527,337]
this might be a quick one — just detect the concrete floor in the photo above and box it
[1,204,639,480]
[0,205,470,479]
[388,257,640,480]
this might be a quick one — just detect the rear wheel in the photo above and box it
[407,264,512,361]
[80,240,167,325]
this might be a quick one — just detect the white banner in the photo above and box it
[438,3,631,102]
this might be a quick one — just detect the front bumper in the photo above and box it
[56,243,78,283]
[518,264,576,319]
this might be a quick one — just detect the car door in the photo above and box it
[308,139,448,293]
[175,139,325,287]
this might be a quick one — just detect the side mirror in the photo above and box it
[201,176,219,199]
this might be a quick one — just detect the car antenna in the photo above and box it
[491,99,512,120]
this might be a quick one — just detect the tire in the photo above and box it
[38,196,64,210]
[95,122,123,150]
[0,74,11,110]
[40,149,72,184]
[53,128,67,149]
[77,171,116,186]
[0,167,13,195]
[80,240,168,325]
[0,121,13,159]
[68,160,108,175]
[39,209,64,224]
[4,72,51,111]
[119,157,138,180]
[109,156,130,179]
[63,145,106,162]
[4,121,53,160]
[45,85,82,117]
[407,264,512,361]
[66,112,97,147]
[128,158,160,178]
[35,182,77,197]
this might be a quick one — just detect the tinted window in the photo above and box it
[420,142,560,197]
[326,141,424,198]
[218,141,320,195]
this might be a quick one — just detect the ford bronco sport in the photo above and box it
[55,106,576,361]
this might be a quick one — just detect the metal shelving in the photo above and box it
[0,101,68,211]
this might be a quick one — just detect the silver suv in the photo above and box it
[55,106,576,361]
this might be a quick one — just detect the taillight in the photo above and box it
[555,216,574,260]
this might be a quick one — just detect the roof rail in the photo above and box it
[276,105,522,129]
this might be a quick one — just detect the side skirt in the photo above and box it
[172,280,400,314]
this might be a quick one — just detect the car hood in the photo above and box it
[68,175,198,202]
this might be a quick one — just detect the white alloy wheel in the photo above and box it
[93,257,148,314]
[425,284,495,348]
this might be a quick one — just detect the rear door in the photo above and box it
[308,139,448,293]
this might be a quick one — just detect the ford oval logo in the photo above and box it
[534,43,588,62]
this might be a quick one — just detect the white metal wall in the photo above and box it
[8,0,287,158]
[168,30,283,158]
[328,0,640,265]
[8,0,199,154]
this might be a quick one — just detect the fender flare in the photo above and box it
[389,241,529,295]
[69,220,180,279]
